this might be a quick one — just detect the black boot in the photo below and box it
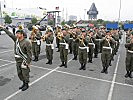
[46,60,50,64]
[89,58,92,63]
[129,71,133,78]
[104,67,108,74]
[56,49,60,52]
[82,64,86,70]
[94,54,98,58]
[49,60,52,65]
[79,63,83,70]
[22,83,29,91]
[125,71,130,78]
[72,55,77,60]
[19,81,25,89]
[101,67,105,73]
[109,61,112,66]
[33,56,37,61]
[35,56,38,61]
[60,62,64,67]
[64,62,67,68]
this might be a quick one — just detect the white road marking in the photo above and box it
[0,59,15,63]
[107,55,120,100]
[0,50,13,54]
[4,59,72,100]
[0,63,14,68]
[32,64,133,88]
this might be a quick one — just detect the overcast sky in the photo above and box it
[4,0,133,21]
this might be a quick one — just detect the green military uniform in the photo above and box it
[101,36,115,74]
[88,36,95,63]
[94,31,102,58]
[72,32,79,60]
[2,28,32,91]
[45,34,54,64]
[125,35,133,78]
[29,31,41,61]
[78,35,89,70]
[38,30,42,54]
[69,33,73,54]
[59,34,70,68]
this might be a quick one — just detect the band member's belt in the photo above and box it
[79,46,89,52]
[103,46,112,49]
[15,55,21,58]
[103,46,112,53]
[59,43,68,49]
[46,44,53,46]
[95,39,102,41]
[46,44,54,49]
[60,43,67,45]
[89,43,95,45]
[128,50,133,53]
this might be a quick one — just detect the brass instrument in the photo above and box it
[18,25,24,30]
[56,32,64,40]
[77,35,84,44]
[41,34,48,42]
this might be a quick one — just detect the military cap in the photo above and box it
[16,29,27,38]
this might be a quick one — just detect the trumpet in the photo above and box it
[41,34,48,42]
[77,35,84,43]
[56,32,64,40]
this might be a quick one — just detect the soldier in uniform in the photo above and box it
[125,32,133,78]
[78,29,89,70]
[94,27,102,58]
[55,25,62,52]
[88,30,95,63]
[29,26,41,61]
[42,27,54,65]
[36,25,42,55]
[59,28,70,68]
[72,25,79,60]
[101,30,116,74]
[0,26,32,91]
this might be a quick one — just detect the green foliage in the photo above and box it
[31,17,38,24]
[48,20,54,25]
[11,12,16,16]
[61,20,66,26]
[4,15,12,24]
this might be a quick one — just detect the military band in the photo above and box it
[1,22,132,91]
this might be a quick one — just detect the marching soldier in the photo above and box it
[125,32,133,78]
[101,30,116,74]
[0,26,32,91]
[72,25,79,60]
[88,30,95,63]
[55,25,62,52]
[59,28,70,68]
[29,26,41,61]
[78,29,89,70]
[94,27,102,58]
[42,26,54,65]
[36,25,42,55]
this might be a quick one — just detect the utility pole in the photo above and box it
[0,1,2,25]
[118,0,122,23]
[84,9,86,20]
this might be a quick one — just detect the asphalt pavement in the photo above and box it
[0,30,133,100]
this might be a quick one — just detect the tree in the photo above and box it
[31,17,38,24]
[4,15,12,24]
